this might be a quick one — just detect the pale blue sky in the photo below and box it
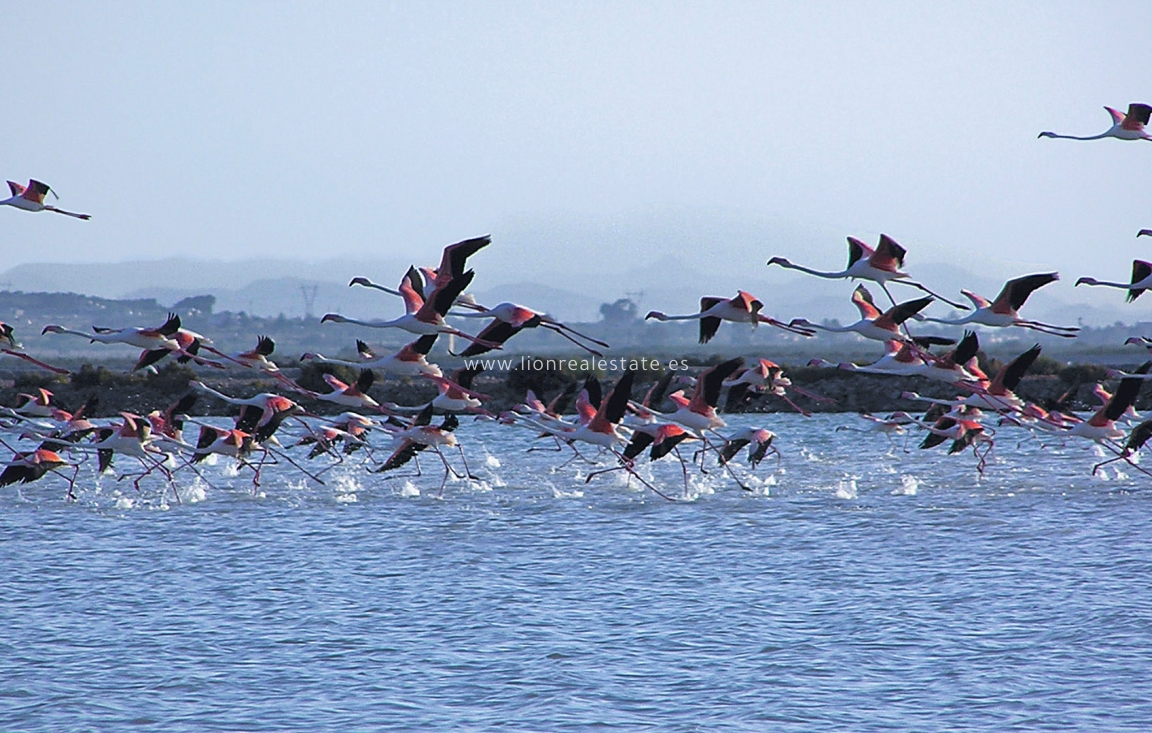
[4,2,1150,285]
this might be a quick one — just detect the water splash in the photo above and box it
[893,475,920,496]
[835,478,858,499]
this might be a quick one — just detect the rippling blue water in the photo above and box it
[2,414,1152,730]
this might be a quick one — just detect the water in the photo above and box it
[3,414,1152,730]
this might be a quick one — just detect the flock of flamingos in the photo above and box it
[3,102,1152,502]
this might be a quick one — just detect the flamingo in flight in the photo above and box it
[2,180,90,219]
[1068,363,1151,443]
[452,301,610,357]
[645,291,815,343]
[767,234,969,309]
[322,271,502,350]
[789,285,933,343]
[1075,261,1152,302]
[920,273,1079,338]
[302,335,443,378]
[350,235,490,300]
[0,322,68,374]
[1039,103,1152,142]
[42,313,183,352]
[0,447,78,499]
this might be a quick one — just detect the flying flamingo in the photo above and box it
[1,180,90,219]
[920,273,1080,338]
[42,313,183,352]
[312,369,384,412]
[1075,261,1152,302]
[322,271,502,350]
[0,446,78,499]
[1038,103,1152,142]
[767,234,969,309]
[0,322,69,374]
[302,335,443,378]
[789,285,933,343]
[1067,363,1150,443]
[645,292,815,343]
[453,301,610,357]
[350,235,490,300]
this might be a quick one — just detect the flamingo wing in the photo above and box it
[22,180,51,204]
[882,296,933,327]
[871,234,907,272]
[994,273,1058,313]
[1129,261,1152,302]
[459,320,520,358]
[961,290,992,310]
[437,236,491,283]
[851,285,883,320]
[995,344,1042,392]
[1106,106,1126,126]
[1123,103,1152,130]
[6,181,26,197]
[846,237,873,268]
[1104,362,1151,422]
[692,357,744,411]
[698,296,725,344]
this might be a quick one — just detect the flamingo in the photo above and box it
[1038,103,1152,142]
[452,301,610,357]
[322,271,502,350]
[920,273,1079,338]
[767,234,969,309]
[1,180,90,219]
[589,421,700,497]
[42,313,183,352]
[350,235,490,301]
[312,369,383,412]
[723,359,828,415]
[302,335,442,378]
[189,382,303,443]
[0,447,78,498]
[895,405,995,473]
[1075,261,1152,302]
[1067,363,1150,443]
[0,322,69,374]
[645,291,815,343]
[718,427,779,470]
[1092,419,1152,477]
[790,285,933,343]
[904,344,1042,414]
[372,405,476,494]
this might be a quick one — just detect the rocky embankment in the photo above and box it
[0,358,1126,421]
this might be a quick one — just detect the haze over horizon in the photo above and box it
[4,2,1151,318]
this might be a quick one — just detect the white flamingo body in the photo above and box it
[2,180,91,219]
[1039,104,1152,142]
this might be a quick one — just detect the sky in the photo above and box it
[4,2,1152,294]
